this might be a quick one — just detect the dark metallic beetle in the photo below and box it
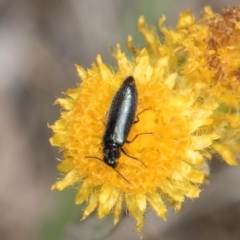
[86,76,146,182]
[102,76,137,168]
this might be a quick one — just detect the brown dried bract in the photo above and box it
[204,6,240,83]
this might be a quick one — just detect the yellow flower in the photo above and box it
[128,6,240,165]
[50,6,240,234]
[50,44,218,232]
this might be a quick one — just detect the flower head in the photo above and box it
[128,6,240,166]
[50,6,240,234]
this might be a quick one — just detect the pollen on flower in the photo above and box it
[50,5,240,234]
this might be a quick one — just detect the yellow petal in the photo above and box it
[82,194,98,220]
[75,64,87,79]
[126,194,146,232]
[212,143,238,165]
[98,185,120,218]
[147,192,167,220]
[57,158,74,173]
[52,169,79,191]
[114,194,123,224]
[54,98,74,110]
[75,180,93,204]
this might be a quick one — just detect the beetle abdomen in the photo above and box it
[103,76,138,146]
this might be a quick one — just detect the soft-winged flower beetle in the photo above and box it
[86,76,151,183]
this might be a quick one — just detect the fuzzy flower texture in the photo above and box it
[50,6,240,233]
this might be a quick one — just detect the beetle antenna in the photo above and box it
[85,156,130,184]
[113,168,131,184]
[85,156,103,161]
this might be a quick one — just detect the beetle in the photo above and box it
[102,75,138,167]
[86,76,149,182]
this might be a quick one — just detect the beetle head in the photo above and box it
[103,145,120,168]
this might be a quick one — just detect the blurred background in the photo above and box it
[0,0,240,240]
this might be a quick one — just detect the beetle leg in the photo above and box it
[120,148,146,166]
[100,119,106,126]
[126,132,152,143]
[134,109,149,124]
